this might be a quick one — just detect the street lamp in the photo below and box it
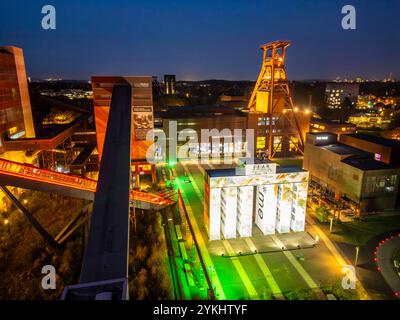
[329,217,334,233]
[4,219,10,236]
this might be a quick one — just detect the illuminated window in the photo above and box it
[8,126,17,135]
[142,165,152,171]
[133,82,150,88]
[289,137,298,151]
[273,136,282,153]
[256,136,266,149]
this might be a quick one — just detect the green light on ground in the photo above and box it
[168,161,176,168]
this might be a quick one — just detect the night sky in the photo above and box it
[0,0,399,81]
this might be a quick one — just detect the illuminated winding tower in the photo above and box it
[247,41,307,160]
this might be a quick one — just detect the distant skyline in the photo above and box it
[1,0,399,81]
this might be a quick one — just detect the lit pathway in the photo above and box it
[270,235,319,289]
[171,167,226,300]
[244,238,282,296]
[306,216,371,299]
[180,162,259,299]
[181,162,204,202]
[181,161,266,299]
[222,240,260,299]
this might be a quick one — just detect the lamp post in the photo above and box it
[355,246,360,266]
[4,219,10,236]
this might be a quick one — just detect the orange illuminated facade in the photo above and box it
[92,76,154,161]
[92,76,156,185]
[0,46,36,154]
[247,41,307,159]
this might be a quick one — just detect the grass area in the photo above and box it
[331,215,400,246]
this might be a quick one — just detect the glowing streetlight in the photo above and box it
[4,219,10,236]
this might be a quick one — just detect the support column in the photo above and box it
[275,184,292,233]
[220,187,237,239]
[255,184,278,235]
[0,185,59,248]
[207,187,221,241]
[237,186,253,238]
[290,182,307,232]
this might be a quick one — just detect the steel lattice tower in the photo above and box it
[247,40,305,160]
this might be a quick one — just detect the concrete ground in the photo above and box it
[159,160,357,300]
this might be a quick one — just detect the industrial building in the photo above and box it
[339,133,400,166]
[204,159,308,240]
[0,46,36,147]
[325,82,359,109]
[309,116,357,136]
[161,105,249,161]
[164,74,176,95]
[303,132,400,213]
[92,76,156,186]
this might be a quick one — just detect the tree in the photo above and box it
[316,205,329,223]
[339,96,355,122]
[389,111,400,130]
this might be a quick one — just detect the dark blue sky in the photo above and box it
[0,0,399,81]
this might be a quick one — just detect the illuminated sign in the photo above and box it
[316,135,329,141]
[244,163,277,176]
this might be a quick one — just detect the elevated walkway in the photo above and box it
[0,158,174,207]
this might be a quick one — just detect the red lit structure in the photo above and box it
[0,158,172,206]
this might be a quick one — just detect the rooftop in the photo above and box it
[343,133,400,148]
[342,157,397,171]
[205,165,305,178]
[161,105,246,119]
[321,144,371,157]
[310,117,356,127]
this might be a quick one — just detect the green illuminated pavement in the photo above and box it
[161,160,346,300]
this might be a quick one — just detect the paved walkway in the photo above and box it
[171,161,344,300]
